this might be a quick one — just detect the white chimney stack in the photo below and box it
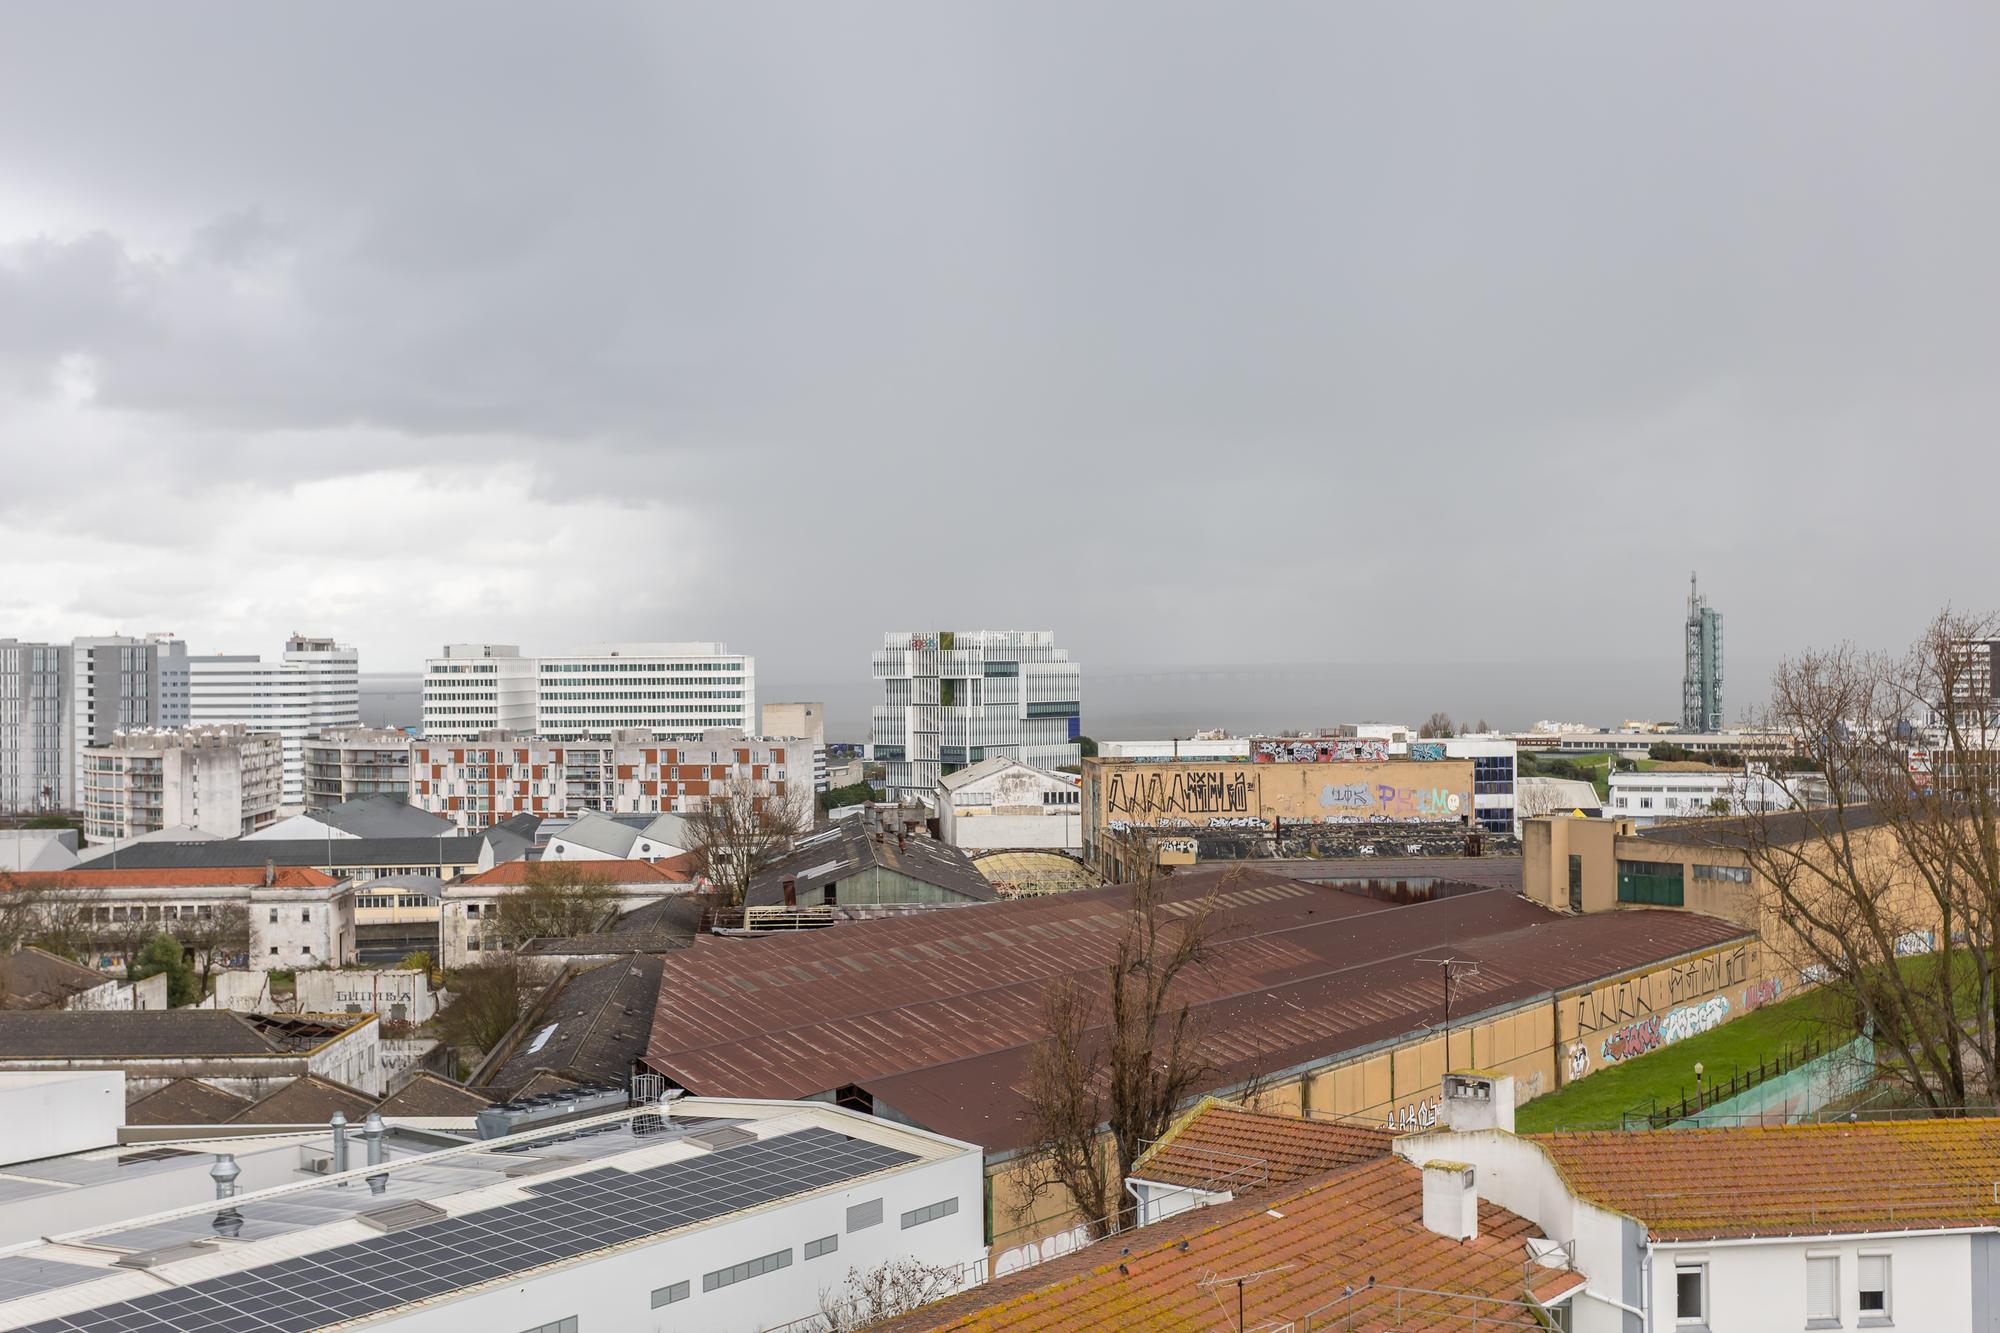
[1421,1161,1478,1241]
[1441,1072,1515,1134]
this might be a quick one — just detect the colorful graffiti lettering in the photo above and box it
[1372,785,1460,818]
[1383,1097,1440,1132]
[1408,742,1446,761]
[1599,996,1730,1064]
[1566,1042,1591,1081]
[1255,738,1389,763]
[1894,930,1937,957]
[1743,978,1782,1011]
[1319,783,1375,808]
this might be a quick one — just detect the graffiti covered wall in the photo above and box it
[1092,759,1475,831]
[1558,940,1768,1082]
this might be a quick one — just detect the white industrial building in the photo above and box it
[189,635,361,809]
[0,1092,985,1333]
[418,641,757,743]
[935,757,1083,853]
[871,630,1082,801]
[80,726,284,842]
[1605,768,1821,826]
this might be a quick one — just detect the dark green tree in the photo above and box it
[130,932,198,1007]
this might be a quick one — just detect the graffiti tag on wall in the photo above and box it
[1743,978,1782,1012]
[1255,738,1389,763]
[1105,770,1253,817]
[1599,996,1730,1064]
[1573,946,1752,1036]
[1566,1042,1591,1081]
[1408,742,1446,761]
[1383,1097,1440,1132]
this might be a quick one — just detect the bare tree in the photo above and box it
[1018,857,1223,1237]
[685,777,809,927]
[437,959,525,1057]
[174,904,251,998]
[1738,609,2000,1112]
[1419,711,1456,739]
[813,1258,964,1331]
[491,863,621,947]
[1515,779,1582,820]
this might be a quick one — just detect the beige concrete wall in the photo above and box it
[1088,758,1474,832]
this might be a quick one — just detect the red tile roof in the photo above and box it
[875,1157,1583,1332]
[1536,1118,2000,1240]
[459,857,696,886]
[0,866,338,888]
[1131,1098,1394,1194]
[642,870,1751,1149]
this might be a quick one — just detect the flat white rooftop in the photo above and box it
[0,1099,965,1333]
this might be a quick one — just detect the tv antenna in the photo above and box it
[1197,1262,1294,1332]
[1417,955,1482,1067]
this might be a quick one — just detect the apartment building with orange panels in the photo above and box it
[410,726,811,830]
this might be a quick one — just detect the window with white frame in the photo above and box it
[1859,1253,1891,1320]
[1675,1262,1707,1324]
[1806,1254,1839,1323]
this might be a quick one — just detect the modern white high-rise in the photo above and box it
[190,635,361,808]
[420,643,537,738]
[0,639,70,813]
[535,642,755,742]
[871,630,1082,800]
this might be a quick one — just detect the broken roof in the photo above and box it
[643,870,1751,1150]
[1537,1118,2000,1240]
[1131,1098,1394,1194]
[744,820,994,907]
[480,955,664,1099]
[0,1010,286,1058]
[875,1155,1583,1332]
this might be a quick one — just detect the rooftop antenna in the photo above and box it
[1196,1263,1294,1333]
[1416,955,1481,1070]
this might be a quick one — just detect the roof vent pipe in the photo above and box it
[363,1111,386,1168]
[264,859,275,888]
[210,1154,240,1200]
[330,1111,349,1181]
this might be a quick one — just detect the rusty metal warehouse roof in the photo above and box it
[642,869,1751,1151]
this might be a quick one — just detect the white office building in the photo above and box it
[0,638,71,814]
[871,630,1081,800]
[536,642,754,742]
[1607,767,1823,826]
[69,636,168,810]
[0,1095,985,1333]
[189,636,360,809]
[419,643,537,738]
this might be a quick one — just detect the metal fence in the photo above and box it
[1620,1036,1823,1129]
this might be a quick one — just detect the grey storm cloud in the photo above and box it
[0,1,1997,731]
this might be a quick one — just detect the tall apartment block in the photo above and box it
[420,644,537,738]
[303,727,414,807]
[871,630,1082,800]
[0,640,70,813]
[190,635,360,808]
[81,724,283,842]
[1682,574,1724,733]
[69,636,174,809]
[410,728,808,830]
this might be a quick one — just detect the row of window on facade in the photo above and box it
[1675,1252,1890,1326]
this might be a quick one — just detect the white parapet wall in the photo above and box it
[0,1071,124,1166]
[294,969,437,1024]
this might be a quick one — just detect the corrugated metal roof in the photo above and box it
[643,870,1751,1149]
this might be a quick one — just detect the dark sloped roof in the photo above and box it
[228,1074,377,1125]
[312,797,456,839]
[1636,804,1884,848]
[519,895,701,956]
[373,1071,492,1117]
[873,1157,1582,1332]
[745,822,993,907]
[0,1010,279,1058]
[1131,1098,1394,1193]
[0,947,111,1009]
[481,955,663,1099]
[72,837,487,870]
[123,1078,254,1126]
[644,870,1752,1150]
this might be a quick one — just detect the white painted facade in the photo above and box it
[1098,738,1251,761]
[0,638,71,813]
[536,642,755,742]
[1606,769,1817,826]
[189,635,361,809]
[250,885,359,970]
[293,967,437,1024]
[0,1072,123,1168]
[871,630,1082,800]
[420,643,538,739]
[936,757,1083,852]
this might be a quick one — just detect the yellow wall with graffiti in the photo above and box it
[1087,758,1475,831]
[1556,939,1786,1085]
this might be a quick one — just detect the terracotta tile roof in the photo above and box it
[1131,1099,1394,1194]
[0,866,338,888]
[227,1074,377,1125]
[373,1071,492,1117]
[458,857,695,886]
[1536,1118,2000,1240]
[876,1157,1582,1332]
[642,871,1750,1149]
[123,1078,253,1125]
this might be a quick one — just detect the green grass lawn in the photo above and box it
[1515,984,1849,1133]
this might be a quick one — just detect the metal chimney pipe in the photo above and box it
[363,1112,386,1167]
[210,1153,240,1200]
[330,1111,349,1179]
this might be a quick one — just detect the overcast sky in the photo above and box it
[2,3,1995,727]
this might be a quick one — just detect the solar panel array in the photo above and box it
[7,1126,917,1333]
